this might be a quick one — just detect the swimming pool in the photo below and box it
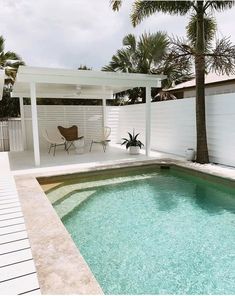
[43,165,235,294]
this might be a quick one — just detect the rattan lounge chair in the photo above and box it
[57,125,84,152]
[42,129,66,156]
[89,126,111,152]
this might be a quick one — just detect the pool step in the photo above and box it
[48,173,158,205]
[54,190,96,219]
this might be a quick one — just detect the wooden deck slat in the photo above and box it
[0,217,24,227]
[0,211,23,220]
[0,158,40,295]
[19,288,41,295]
[0,259,36,282]
[0,238,30,255]
[0,248,33,266]
[0,230,28,244]
[0,202,20,210]
[0,223,26,235]
[0,273,40,295]
[0,199,19,205]
[0,206,22,215]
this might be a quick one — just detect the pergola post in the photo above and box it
[30,82,40,166]
[102,98,107,128]
[145,86,151,156]
[19,96,26,150]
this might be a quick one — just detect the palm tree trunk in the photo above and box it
[195,1,209,163]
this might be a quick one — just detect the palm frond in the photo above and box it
[131,0,193,27]
[0,36,5,53]
[110,0,122,11]
[123,34,136,52]
[206,1,235,12]
[186,14,217,49]
[206,37,235,75]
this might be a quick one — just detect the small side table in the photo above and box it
[74,137,85,154]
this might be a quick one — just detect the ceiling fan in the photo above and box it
[62,85,82,97]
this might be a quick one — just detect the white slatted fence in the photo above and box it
[0,121,9,152]
[107,93,235,167]
[24,105,103,150]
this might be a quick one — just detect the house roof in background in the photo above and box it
[166,72,235,91]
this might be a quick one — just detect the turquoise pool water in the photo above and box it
[47,167,235,294]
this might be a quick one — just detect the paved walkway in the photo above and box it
[0,153,40,295]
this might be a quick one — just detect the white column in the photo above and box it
[102,97,107,128]
[145,86,151,157]
[30,82,40,166]
[19,97,26,150]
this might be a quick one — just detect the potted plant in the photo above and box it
[121,130,144,155]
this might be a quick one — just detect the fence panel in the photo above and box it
[8,119,24,151]
[24,105,104,150]
[0,121,9,151]
[106,93,235,167]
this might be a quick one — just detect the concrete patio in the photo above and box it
[8,144,184,176]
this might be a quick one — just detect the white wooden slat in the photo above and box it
[0,248,33,266]
[0,273,39,295]
[0,259,36,282]
[0,212,23,221]
[0,230,27,244]
[0,199,19,205]
[0,206,22,215]
[21,288,41,295]
[0,192,18,199]
[0,223,26,235]
[0,202,20,210]
[0,189,17,193]
[0,217,25,227]
[0,238,30,254]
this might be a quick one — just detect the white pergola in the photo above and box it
[10,66,165,166]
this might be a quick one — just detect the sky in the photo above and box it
[0,0,235,70]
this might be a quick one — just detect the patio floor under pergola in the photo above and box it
[8,144,185,175]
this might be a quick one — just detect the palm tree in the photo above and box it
[111,0,235,164]
[103,32,169,73]
[0,36,24,118]
[103,32,192,103]
[0,36,24,86]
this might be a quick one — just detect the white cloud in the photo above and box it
[0,0,234,70]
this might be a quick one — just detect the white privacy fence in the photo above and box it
[0,119,23,152]
[23,105,103,150]
[107,92,235,167]
[1,92,235,167]
[0,121,9,151]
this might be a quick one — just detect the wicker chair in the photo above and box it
[89,126,111,152]
[57,125,84,152]
[42,129,66,156]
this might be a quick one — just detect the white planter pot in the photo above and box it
[129,146,140,155]
[185,148,196,161]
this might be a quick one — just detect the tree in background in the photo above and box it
[103,32,192,103]
[78,65,92,70]
[111,0,235,164]
[0,36,24,118]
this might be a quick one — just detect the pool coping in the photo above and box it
[14,158,235,294]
